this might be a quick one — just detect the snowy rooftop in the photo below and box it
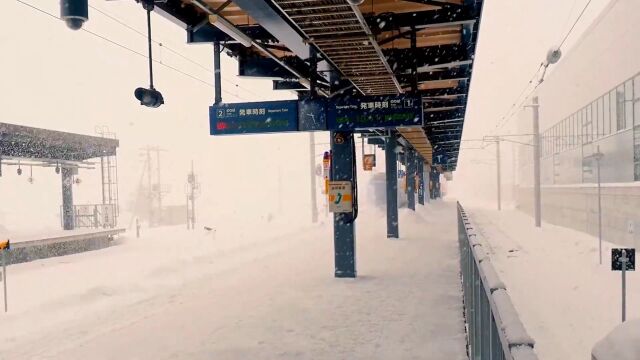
[0,122,118,161]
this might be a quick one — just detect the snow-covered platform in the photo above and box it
[468,207,640,360]
[0,202,466,359]
[3,228,125,265]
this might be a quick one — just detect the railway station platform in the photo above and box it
[0,203,469,359]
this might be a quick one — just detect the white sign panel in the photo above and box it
[328,181,353,213]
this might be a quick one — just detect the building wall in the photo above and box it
[514,0,640,245]
[516,185,640,247]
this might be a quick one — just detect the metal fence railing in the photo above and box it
[60,204,117,229]
[458,202,538,360]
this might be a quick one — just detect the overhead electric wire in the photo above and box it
[491,0,596,136]
[558,0,594,49]
[15,0,247,101]
[493,0,595,135]
[88,4,260,98]
[493,63,544,131]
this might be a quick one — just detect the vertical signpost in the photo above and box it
[612,248,635,322]
[1,239,9,312]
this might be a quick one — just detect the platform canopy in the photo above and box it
[155,0,483,171]
[0,122,118,162]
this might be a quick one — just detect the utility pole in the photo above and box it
[156,148,162,224]
[585,146,605,264]
[532,96,542,227]
[496,138,502,211]
[146,148,153,225]
[309,132,319,223]
[186,160,197,230]
[140,146,167,227]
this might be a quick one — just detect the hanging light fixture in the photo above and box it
[28,165,34,184]
[134,0,164,108]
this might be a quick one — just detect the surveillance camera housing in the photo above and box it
[64,17,86,31]
[61,0,88,30]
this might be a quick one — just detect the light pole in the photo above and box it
[496,139,501,211]
[585,146,604,264]
[532,96,541,227]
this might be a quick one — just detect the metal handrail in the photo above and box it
[457,202,538,360]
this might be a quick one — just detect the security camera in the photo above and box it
[346,0,365,5]
[60,0,88,30]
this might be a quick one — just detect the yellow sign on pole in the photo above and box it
[363,154,376,171]
[328,181,353,213]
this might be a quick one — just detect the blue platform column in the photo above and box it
[418,157,425,205]
[385,135,399,238]
[61,167,74,230]
[330,131,357,278]
[407,149,416,211]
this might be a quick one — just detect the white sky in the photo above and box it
[0,0,613,228]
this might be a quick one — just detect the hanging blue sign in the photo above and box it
[210,100,298,135]
[327,95,423,131]
[432,150,450,165]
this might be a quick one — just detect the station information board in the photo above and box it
[210,100,298,135]
[209,95,425,135]
[327,95,423,130]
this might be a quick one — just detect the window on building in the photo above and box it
[586,104,593,143]
[603,93,610,136]
[596,97,603,139]
[610,89,618,131]
[625,79,634,128]
[634,75,640,127]
[578,108,583,144]
[617,85,626,130]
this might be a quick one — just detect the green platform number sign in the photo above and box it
[327,95,423,130]
[210,100,298,135]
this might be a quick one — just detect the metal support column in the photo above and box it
[214,41,222,104]
[61,167,74,230]
[418,157,425,205]
[385,135,399,238]
[496,139,502,211]
[331,131,356,278]
[407,149,416,211]
[532,96,541,227]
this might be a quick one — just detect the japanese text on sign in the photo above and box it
[328,181,353,213]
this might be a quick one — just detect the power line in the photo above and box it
[559,0,594,49]
[493,0,595,134]
[15,0,247,101]
[88,4,260,98]
[493,63,544,131]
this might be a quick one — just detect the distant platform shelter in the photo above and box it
[0,122,119,230]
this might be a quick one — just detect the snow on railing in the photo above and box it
[457,202,539,360]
